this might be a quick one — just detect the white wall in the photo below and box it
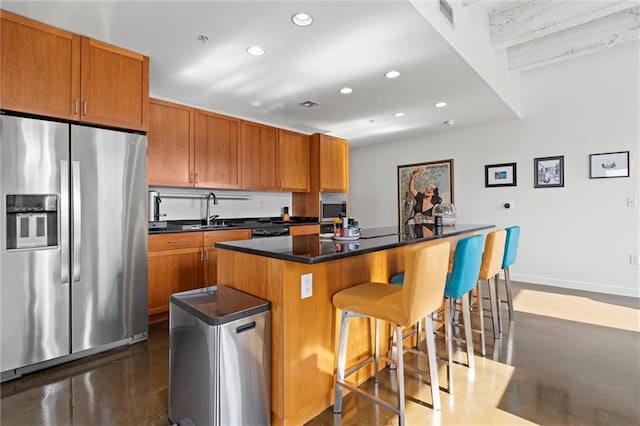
[349,42,639,297]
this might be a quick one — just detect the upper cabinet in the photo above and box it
[315,134,349,193]
[241,121,277,190]
[1,11,80,120]
[80,37,149,131]
[0,10,149,131]
[278,129,310,192]
[147,99,194,187]
[292,133,348,218]
[194,110,241,189]
[148,100,242,190]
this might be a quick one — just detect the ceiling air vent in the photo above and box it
[439,0,454,27]
[300,100,319,108]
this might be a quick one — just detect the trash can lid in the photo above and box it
[170,285,270,326]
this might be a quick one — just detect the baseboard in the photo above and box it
[509,273,640,298]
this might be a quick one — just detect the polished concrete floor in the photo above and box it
[1,281,639,425]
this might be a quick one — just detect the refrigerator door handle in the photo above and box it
[72,161,82,282]
[61,160,70,284]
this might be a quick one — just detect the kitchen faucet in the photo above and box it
[205,192,219,226]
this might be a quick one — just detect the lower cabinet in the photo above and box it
[148,246,203,317]
[147,229,251,322]
[290,224,320,236]
[203,229,252,285]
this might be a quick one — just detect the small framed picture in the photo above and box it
[589,151,629,178]
[485,163,517,187]
[534,155,564,188]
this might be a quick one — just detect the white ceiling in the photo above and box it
[2,1,637,148]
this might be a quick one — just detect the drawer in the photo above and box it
[290,224,320,236]
[204,229,252,246]
[148,232,203,251]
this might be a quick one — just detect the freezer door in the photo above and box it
[70,125,147,353]
[0,115,70,372]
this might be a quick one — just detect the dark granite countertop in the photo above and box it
[215,224,494,264]
[148,217,319,234]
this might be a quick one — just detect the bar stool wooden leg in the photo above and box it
[475,283,487,356]
[423,315,441,411]
[460,292,475,369]
[493,274,503,334]
[374,319,380,383]
[487,277,501,338]
[443,298,454,396]
[334,311,350,413]
[504,267,514,320]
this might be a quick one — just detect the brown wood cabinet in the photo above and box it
[146,97,312,192]
[203,229,252,285]
[293,133,349,218]
[147,99,194,186]
[147,229,252,321]
[277,129,310,192]
[194,110,241,189]
[316,133,349,193]
[148,103,243,189]
[80,37,149,131]
[241,121,277,190]
[289,224,320,236]
[0,11,149,131]
[147,232,204,319]
[1,10,80,120]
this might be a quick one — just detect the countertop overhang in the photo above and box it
[215,224,494,264]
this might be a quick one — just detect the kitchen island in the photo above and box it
[215,224,493,425]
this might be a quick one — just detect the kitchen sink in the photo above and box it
[181,223,234,231]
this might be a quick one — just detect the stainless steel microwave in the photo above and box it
[321,194,347,222]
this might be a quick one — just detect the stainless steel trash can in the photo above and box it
[168,285,271,426]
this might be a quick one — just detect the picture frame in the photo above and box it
[534,155,564,188]
[589,151,629,178]
[485,162,517,187]
[397,159,454,237]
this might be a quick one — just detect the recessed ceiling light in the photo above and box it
[292,12,313,27]
[247,46,265,56]
[394,112,405,117]
[339,87,353,94]
[385,70,400,79]
[443,120,455,126]
[435,101,447,108]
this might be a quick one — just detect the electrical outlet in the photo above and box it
[630,255,639,265]
[627,197,638,207]
[301,273,313,298]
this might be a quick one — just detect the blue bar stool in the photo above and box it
[501,225,520,321]
[332,241,451,425]
[442,234,486,382]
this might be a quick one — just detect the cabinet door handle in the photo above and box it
[204,250,209,261]
[194,172,199,184]
[83,100,87,115]
[166,240,182,244]
[74,99,79,114]
[189,172,193,183]
[200,248,204,261]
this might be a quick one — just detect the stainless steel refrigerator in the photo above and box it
[0,114,148,380]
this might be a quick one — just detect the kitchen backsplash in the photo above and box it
[149,187,292,221]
